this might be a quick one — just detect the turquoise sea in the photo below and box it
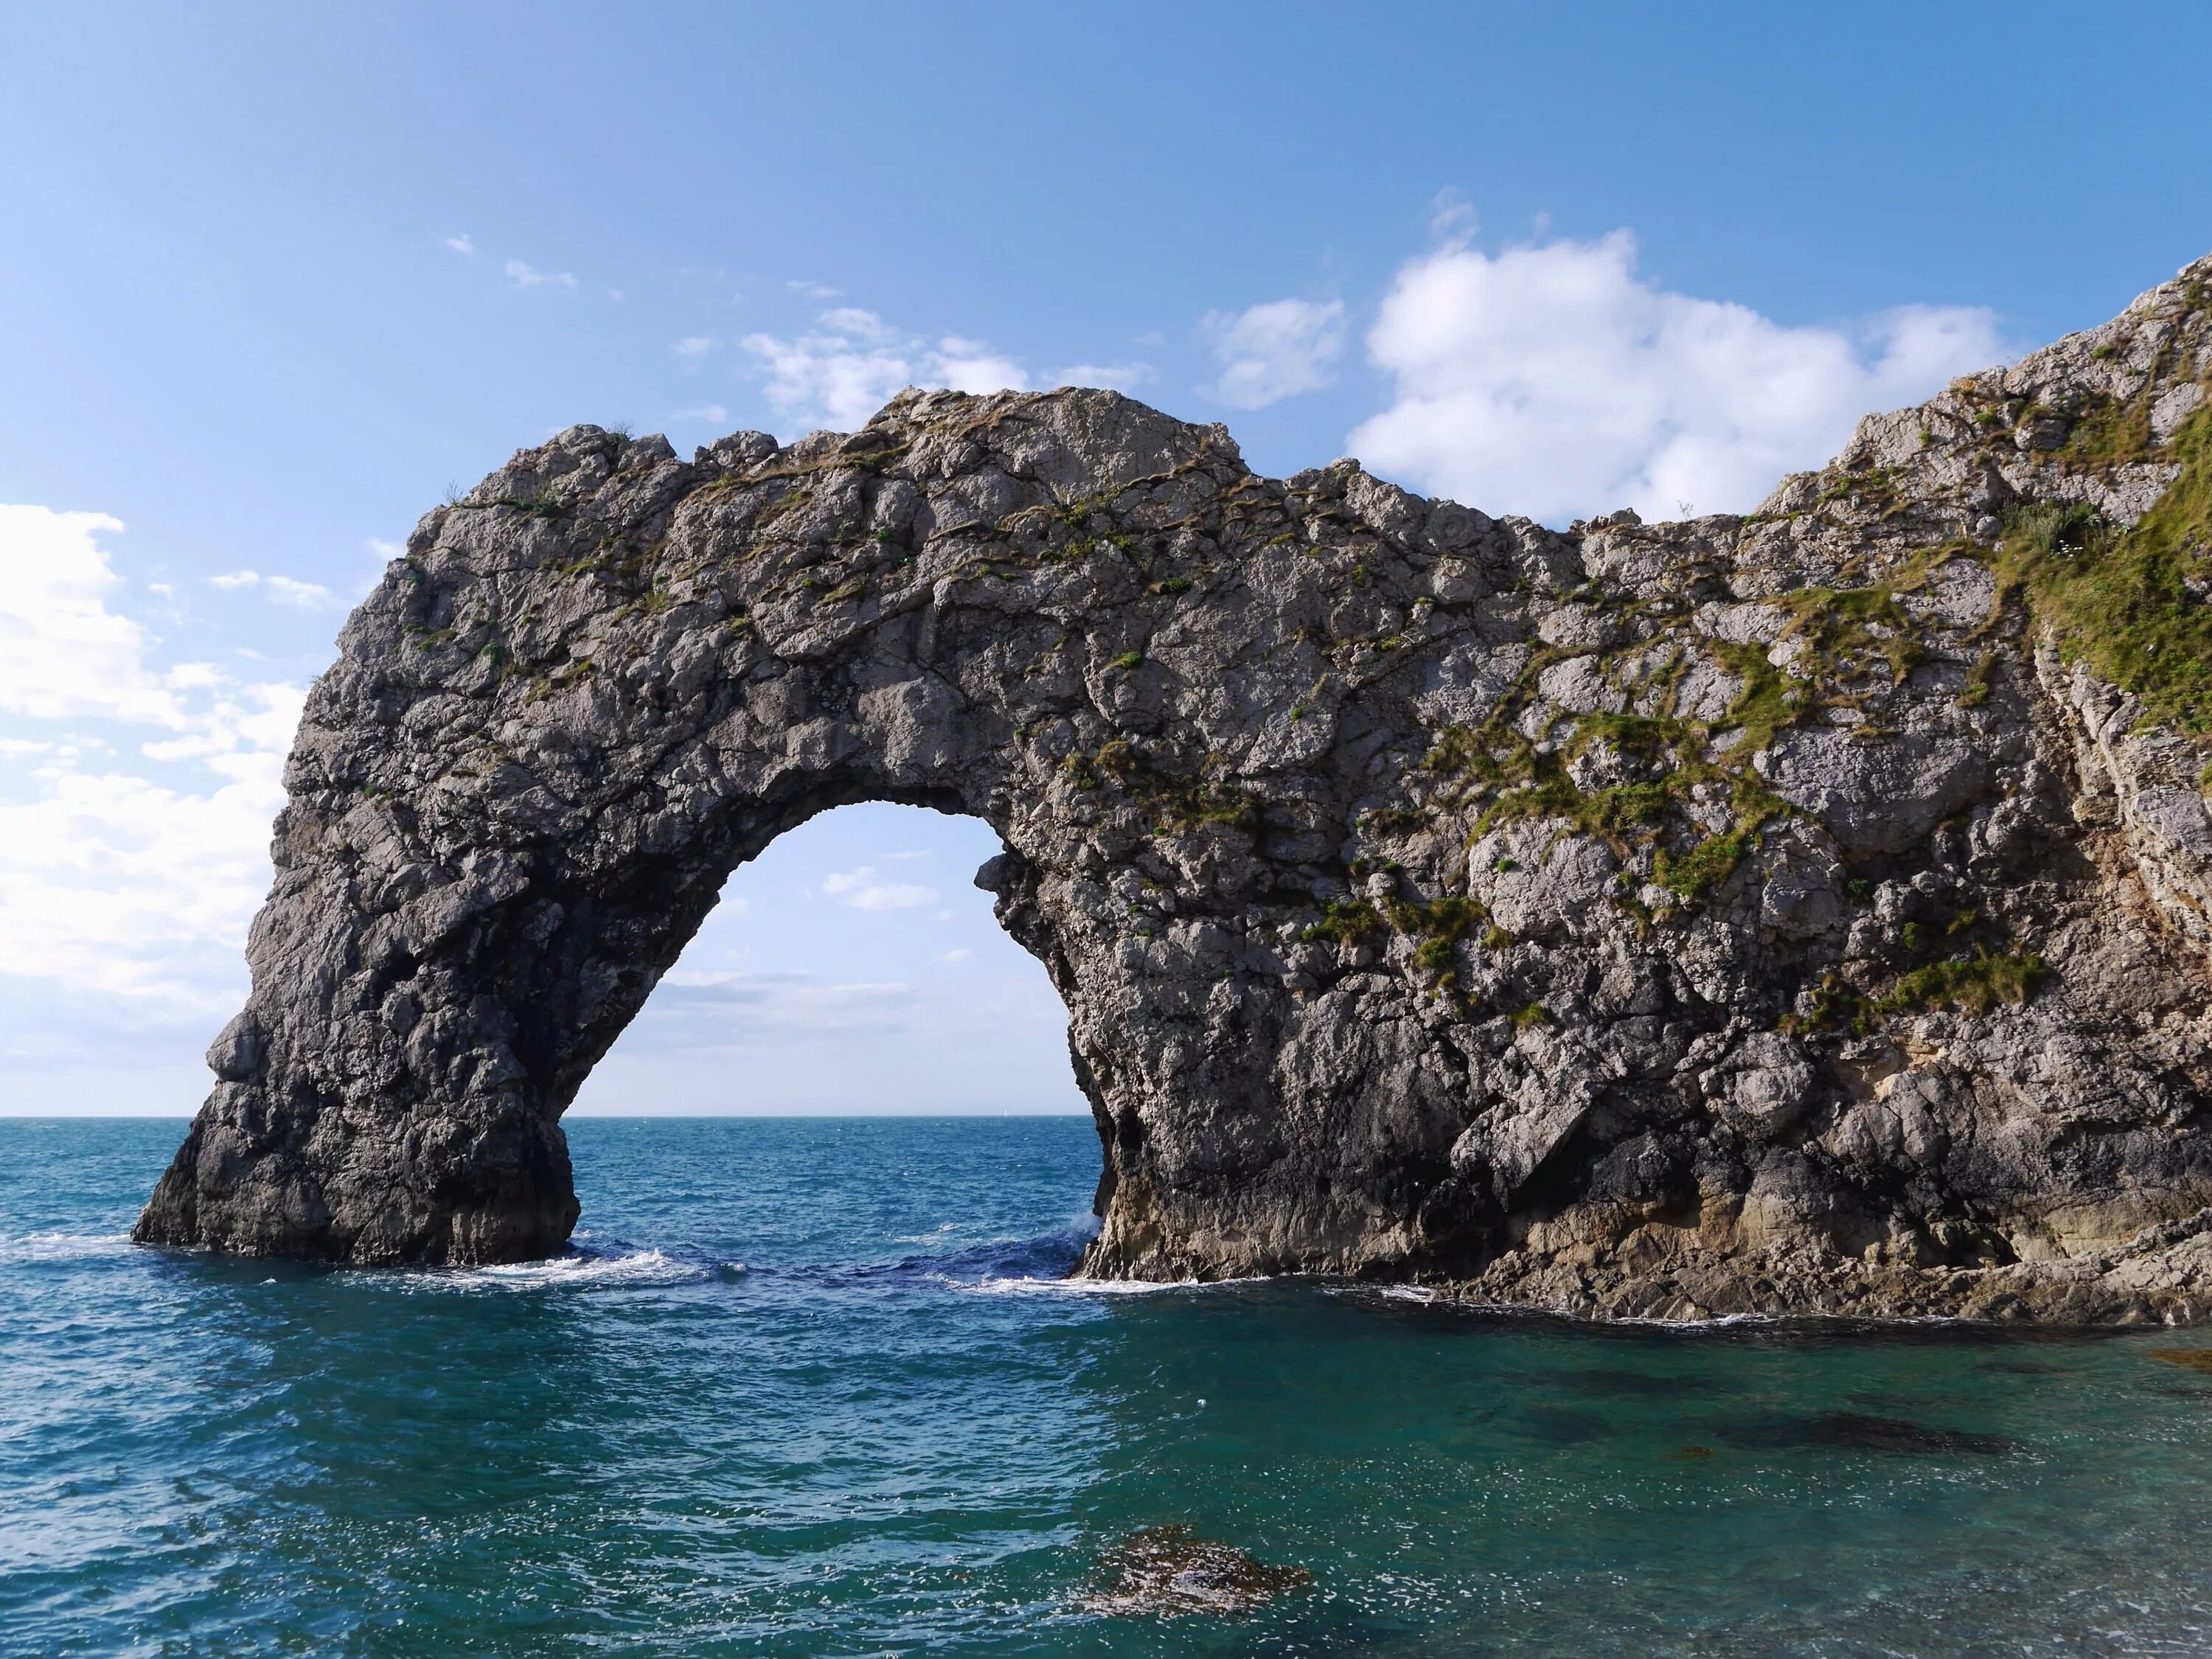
[7,1116,2212,1657]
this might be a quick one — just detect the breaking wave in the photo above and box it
[0,1231,137,1265]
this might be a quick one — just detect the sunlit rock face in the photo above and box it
[139,254,2212,1321]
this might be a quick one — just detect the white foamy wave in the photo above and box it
[374,1247,708,1295]
[959,1273,1264,1298]
[0,1231,136,1265]
[472,1248,703,1290]
[889,1222,967,1245]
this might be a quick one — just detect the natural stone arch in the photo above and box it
[139,264,2212,1318]
[139,390,1490,1276]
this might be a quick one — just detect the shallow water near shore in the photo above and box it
[7,1116,2212,1657]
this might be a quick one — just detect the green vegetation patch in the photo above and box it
[2000,398,2212,731]
[1653,827,1753,902]
[1787,950,2045,1036]
[1411,536,2003,920]
[1303,897,1382,945]
[2059,392,2157,473]
[1062,738,1256,836]
[1300,891,1491,992]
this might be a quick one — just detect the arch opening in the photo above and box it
[570,799,1088,1116]
[563,799,1101,1270]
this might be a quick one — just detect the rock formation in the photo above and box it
[140,254,2212,1321]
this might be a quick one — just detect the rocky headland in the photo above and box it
[139,254,2212,1322]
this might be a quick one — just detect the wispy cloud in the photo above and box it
[741,295,1155,431]
[651,970,921,1037]
[672,335,714,359]
[265,576,335,608]
[786,279,841,300]
[206,570,338,609]
[1054,362,1152,394]
[666,404,730,425]
[1427,187,1477,243]
[442,232,478,257]
[742,307,1032,431]
[505,259,577,291]
[821,865,939,911]
[1200,297,1346,410]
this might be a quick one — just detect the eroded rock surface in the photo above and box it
[139,254,2212,1321]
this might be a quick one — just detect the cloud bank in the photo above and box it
[1348,229,2008,524]
[0,506,300,1009]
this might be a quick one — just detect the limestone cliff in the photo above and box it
[139,254,2212,1321]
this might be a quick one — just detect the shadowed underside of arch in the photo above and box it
[139,256,2212,1319]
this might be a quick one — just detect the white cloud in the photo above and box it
[786,279,842,299]
[818,307,899,344]
[741,310,1031,431]
[504,259,577,291]
[1051,362,1153,394]
[821,865,939,911]
[653,971,919,1036]
[741,305,1152,431]
[673,335,714,359]
[942,948,973,964]
[0,507,181,726]
[442,233,477,257]
[265,576,335,608]
[367,538,405,561]
[0,505,303,1007]
[933,335,1031,394]
[667,404,730,426]
[1348,229,2009,524]
[846,887,936,911]
[1200,297,1346,409]
[208,569,338,608]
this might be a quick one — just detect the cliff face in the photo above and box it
[140,254,2212,1321]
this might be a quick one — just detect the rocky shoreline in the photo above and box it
[140,253,2212,1323]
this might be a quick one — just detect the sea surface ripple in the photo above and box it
[6,1116,2212,1656]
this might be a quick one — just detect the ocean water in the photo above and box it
[6,1119,2212,1658]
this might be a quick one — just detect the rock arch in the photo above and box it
[139,263,2212,1318]
[140,389,1488,1276]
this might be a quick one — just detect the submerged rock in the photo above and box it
[2145,1347,2212,1375]
[133,251,2212,1323]
[1081,1524,1312,1618]
[1735,1413,2014,1456]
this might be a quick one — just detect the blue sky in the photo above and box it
[3,1,2208,1115]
